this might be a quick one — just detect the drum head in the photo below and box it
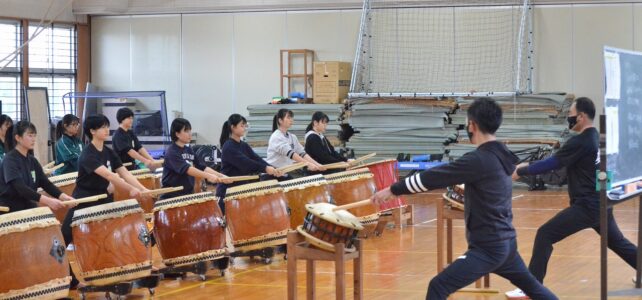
[304,203,364,230]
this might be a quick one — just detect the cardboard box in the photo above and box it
[313,61,352,104]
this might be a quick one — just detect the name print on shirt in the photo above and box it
[182,152,194,166]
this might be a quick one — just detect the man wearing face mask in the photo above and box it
[507,97,638,298]
[373,97,557,300]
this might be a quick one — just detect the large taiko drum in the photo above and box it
[323,168,380,230]
[279,175,331,229]
[114,168,157,216]
[71,200,152,286]
[297,203,363,253]
[444,184,465,211]
[153,192,226,267]
[39,171,78,222]
[224,180,290,252]
[0,207,71,299]
[356,159,407,211]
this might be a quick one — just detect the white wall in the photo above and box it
[92,4,642,144]
[91,10,361,144]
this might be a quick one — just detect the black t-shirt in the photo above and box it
[553,127,600,210]
[0,150,61,212]
[73,143,123,199]
[112,127,142,170]
[161,143,204,199]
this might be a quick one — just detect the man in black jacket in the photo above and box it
[507,97,637,298]
[373,98,557,300]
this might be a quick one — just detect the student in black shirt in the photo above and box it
[373,98,557,300]
[304,111,349,174]
[61,114,152,289]
[0,114,14,161]
[161,118,231,200]
[112,107,158,170]
[61,115,151,241]
[216,114,283,213]
[507,97,637,297]
[0,121,74,213]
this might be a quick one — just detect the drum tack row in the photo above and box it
[0,159,407,300]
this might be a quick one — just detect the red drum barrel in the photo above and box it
[224,180,290,252]
[356,159,407,211]
[153,192,226,267]
[71,200,152,286]
[0,207,71,299]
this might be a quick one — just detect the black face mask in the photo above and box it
[465,124,473,142]
[567,115,578,130]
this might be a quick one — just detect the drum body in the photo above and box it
[71,200,152,286]
[324,168,380,228]
[280,175,330,229]
[39,172,77,222]
[153,192,226,267]
[296,203,363,253]
[0,207,71,300]
[114,169,157,215]
[224,180,290,252]
[444,184,465,210]
[359,159,407,211]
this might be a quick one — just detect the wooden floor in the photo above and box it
[69,187,642,299]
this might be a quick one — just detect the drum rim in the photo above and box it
[323,168,373,183]
[71,199,142,227]
[442,193,465,211]
[231,229,288,251]
[0,207,59,237]
[280,174,328,192]
[161,248,226,267]
[0,276,71,300]
[351,159,398,169]
[78,261,152,286]
[296,225,356,253]
[153,191,217,212]
[224,180,283,201]
[304,203,364,230]
[48,172,78,186]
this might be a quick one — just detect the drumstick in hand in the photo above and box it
[348,153,377,167]
[142,186,184,197]
[331,199,375,212]
[225,175,260,182]
[63,194,108,206]
[276,162,307,174]
[322,162,350,170]
[0,206,9,212]
[44,163,65,175]
[43,161,55,169]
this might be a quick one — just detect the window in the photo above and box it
[28,23,76,119]
[0,20,22,120]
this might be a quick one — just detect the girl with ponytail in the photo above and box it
[304,111,347,174]
[0,120,75,214]
[54,114,83,175]
[266,108,325,175]
[216,114,283,213]
[0,114,14,161]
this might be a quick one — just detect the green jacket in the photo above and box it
[0,143,5,162]
[54,134,84,175]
